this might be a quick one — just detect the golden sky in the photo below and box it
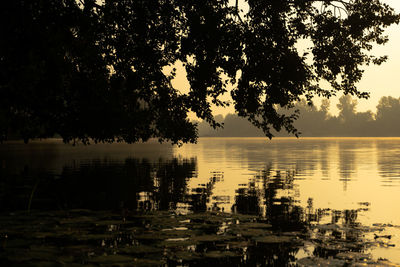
[356,0,400,113]
[171,0,400,118]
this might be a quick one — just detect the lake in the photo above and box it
[1,137,400,266]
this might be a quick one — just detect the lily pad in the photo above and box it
[191,234,236,242]
[315,224,340,231]
[229,227,270,237]
[203,250,239,258]
[335,251,372,261]
[158,239,198,248]
[225,241,251,249]
[297,256,346,267]
[59,216,97,224]
[88,254,133,264]
[118,245,163,254]
[234,222,272,229]
[76,233,114,241]
[131,258,166,266]
[170,251,202,261]
[253,235,295,244]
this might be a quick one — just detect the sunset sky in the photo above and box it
[356,0,400,113]
[172,0,400,118]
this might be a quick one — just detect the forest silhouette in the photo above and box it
[198,95,400,137]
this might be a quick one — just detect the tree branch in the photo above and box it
[287,0,350,9]
[235,0,244,24]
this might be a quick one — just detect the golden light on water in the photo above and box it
[175,137,400,223]
[2,137,400,264]
[174,137,400,261]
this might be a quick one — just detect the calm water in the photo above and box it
[177,138,400,224]
[1,137,400,265]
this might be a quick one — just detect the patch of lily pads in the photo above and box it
[0,210,399,266]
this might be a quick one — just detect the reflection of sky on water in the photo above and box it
[175,138,400,225]
[2,138,400,264]
[377,141,400,183]
[2,137,400,225]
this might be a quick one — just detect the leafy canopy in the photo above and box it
[1,0,399,143]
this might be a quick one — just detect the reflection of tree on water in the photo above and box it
[230,167,374,263]
[227,168,304,265]
[310,208,366,259]
[2,153,391,266]
[2,155,239,214]
[376,141,400,185]
[305,198,371,260]
[233,167,304,231]
[189,171,226,212]
[233,184,261,215]
[1,157,197,212]
[153,158,196,211]
[338,142,357,191]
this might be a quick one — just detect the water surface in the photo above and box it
[1,137,400,266]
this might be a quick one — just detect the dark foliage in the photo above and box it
[1,0,399,143]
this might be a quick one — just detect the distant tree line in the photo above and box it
[198,95,400,137]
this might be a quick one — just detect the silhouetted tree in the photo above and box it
[1,0,399,143]
[337,95,358,122]
[198,113,265,137]
[375,96,400,136]
[332,95,374,136]
[291,99,330,136]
